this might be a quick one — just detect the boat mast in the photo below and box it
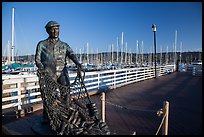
[8,41,11,65]
[111,44,114,64]
[75,47,78,60]
[125,42,127,64]
[96,48,99,65]
[81,47,84,64]
[174,30,177,65]
[160,46,162,65]
[87,42,89,64]
[141,40,144,64]
[166,45,168,65]
[136,40,139,65]
[91,48,93,64]
[116,37,118,63]
[11,7,15,63]
[79,48,82,63]
[121,32,124,64]
[180,41,182,65]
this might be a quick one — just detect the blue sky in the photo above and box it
[2,2,202,56]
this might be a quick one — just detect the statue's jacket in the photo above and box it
[35,38,80,80]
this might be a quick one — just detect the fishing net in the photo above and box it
[38,68,110,135]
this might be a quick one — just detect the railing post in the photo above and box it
[126,69,128,83]
[144,68,146,79]
[101,92,105,122]
[17,82,22,110]
[135,69,137,82]
[162,101,169,135]
[98,73,100,90]
[114,71,116,89]
[160,66,162,76]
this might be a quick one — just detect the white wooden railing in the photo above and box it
[2,65,175,111]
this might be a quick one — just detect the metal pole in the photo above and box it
[154,31,157,78]
[162,101,169,135]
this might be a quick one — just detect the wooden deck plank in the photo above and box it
[2,72,202,135]
[91,72,202,135]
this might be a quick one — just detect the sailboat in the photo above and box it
[2,8,21,75]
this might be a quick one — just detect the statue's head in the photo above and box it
[45,21,60,38]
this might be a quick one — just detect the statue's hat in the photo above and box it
[45,21,60,28]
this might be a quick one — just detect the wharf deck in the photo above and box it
[2,72,202,135]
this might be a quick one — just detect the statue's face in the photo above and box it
[48,26,59,38]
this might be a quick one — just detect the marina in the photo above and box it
[2,65,174,110]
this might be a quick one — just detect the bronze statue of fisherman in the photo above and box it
[35,21,110,135]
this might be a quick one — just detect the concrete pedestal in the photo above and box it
[31,117,56,135]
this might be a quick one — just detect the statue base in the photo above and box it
[31,117,56,135]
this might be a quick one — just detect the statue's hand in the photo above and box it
[77,64,83,79]
[37,68,48,77]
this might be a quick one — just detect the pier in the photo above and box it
[2,67,202,135]
[97,71,202,135]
